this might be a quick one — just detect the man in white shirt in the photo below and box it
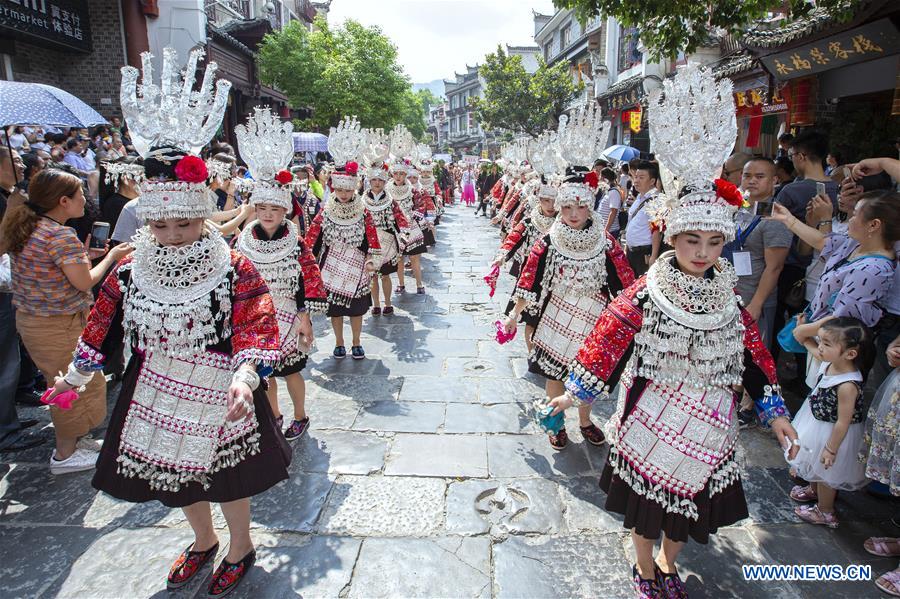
[624,160,661,276]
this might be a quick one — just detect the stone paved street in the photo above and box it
[1,202,897,598]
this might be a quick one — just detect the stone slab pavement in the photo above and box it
[1,201,897,598]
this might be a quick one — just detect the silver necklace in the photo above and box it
[236,219,298,264]
[548,217,605,260]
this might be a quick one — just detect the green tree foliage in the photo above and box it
[259,17,428,134]
[416,89,443,114]
[473,46,579,138]
[553,0,858,62]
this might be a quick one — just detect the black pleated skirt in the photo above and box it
[326,293,372,317]
[599,454,749,545]
[92,353,291,508]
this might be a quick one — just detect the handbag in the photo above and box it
[777,312,808,354]
[784,278,807,312]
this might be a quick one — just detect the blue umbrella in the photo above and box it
[601,144,640,162]
[0,81,107,128]
[293,132,329,153]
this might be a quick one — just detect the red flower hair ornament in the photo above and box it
[714,178,743,207]
[583,171,599,190]
[344,161,359,176]
[174,155,208,184]
[275,169,293,185]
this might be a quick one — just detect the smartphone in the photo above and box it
[90,221,110,249]
[756,199,775,217]
[815,181,826,198]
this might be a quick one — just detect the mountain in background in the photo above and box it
[412,79,445,98]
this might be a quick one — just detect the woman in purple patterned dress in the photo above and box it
[772,190,898,385]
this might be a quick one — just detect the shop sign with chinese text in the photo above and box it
[734,84,789,115]
[761,18,898,81]
[0,0,91,53]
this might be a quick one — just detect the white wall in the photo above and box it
[146,0,208,70]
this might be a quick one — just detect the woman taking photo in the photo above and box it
[773,190,898,386]
[0,168,132,474]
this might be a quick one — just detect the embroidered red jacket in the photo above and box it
[568,277,780,402]
[304,209,382,257]
[76,252,280,371]
[516,232,635,303]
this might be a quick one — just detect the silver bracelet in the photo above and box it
[63,363,93,387]
[231,369,260,391]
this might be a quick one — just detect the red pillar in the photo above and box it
[121,0,151,68]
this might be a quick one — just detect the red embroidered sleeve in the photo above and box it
[501,190,521,216]
[298,238,328,313]
[741,306,778,386]
[304,212,324,256]
[230,252,280,369]
[514,238,548,303]
[391,201,410,229]
[363,211,382,253]
[510,201,528,228]
[419,194,436,213]
[566,278,646,401]
[74,257,130,370]
[500,221,526,255]
[606,234,636,290]
[490,180,504,200]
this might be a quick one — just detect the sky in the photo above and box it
[327,0,557,84]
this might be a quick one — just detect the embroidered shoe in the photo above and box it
[371,306,382,316]
[396,286,406,294]
[284,417,310,441]
[383,306,394,315]
[351,345,365,360]
[633,564,664,599]
[167,542,219,590]
[580,423,606,446]
[795,504,839,528]
[549,427,569,450]
[333,346,347,359]
[207,550,256,597]
[655,565,688,599]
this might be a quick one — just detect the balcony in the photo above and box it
[205,0,250,26]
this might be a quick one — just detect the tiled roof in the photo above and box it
[597,74,643,99]
[742,2,853,48]
[208,24,256,57]
[712,50,759,78]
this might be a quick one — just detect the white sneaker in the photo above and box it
[50,448,98,475]
[76,436,102,452]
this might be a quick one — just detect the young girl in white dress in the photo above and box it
[788,316,875,528]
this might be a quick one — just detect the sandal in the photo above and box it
[865,537,900,557]
[416,286,426,294]
[167,542,219,590]
[633,564,663,599]
[789,484,818,502]
[396,286,406,294]
[207,550,256,597]
[549,428,569,450]
[794,504,839,529]
[383,306,394,315]
[876,568,900,597]
[371,306,382,316]
[580,423,606,446]
[656,564,688,599]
